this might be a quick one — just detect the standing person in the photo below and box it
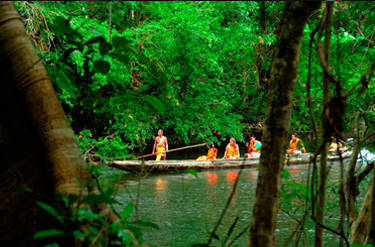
[197,142,218,160]
[245,136,262,158]
[287,134,306,154]
[152,129,168,161]
[224,138,240,159]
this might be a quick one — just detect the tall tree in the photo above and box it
[248,2,320,247]
[0,2,95,244]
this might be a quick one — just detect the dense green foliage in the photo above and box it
[15,1,375,158]
[10,2,375,246]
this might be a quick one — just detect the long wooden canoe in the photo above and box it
[105,151,353,172]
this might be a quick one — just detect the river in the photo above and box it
[99,155,372,247]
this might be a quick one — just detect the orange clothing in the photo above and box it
[225,144,240,159]
[207,147,218,160]
[289,138,306,152]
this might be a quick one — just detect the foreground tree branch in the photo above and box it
[248,2,320,247]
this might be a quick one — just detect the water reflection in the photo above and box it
[288,165,301,183]
[110,162,351,247]
[248,169,258,180]
[226,171,239,184]
[206,173,218,185]
[155,178,168,193]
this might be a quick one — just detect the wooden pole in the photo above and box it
[135,143,207,159]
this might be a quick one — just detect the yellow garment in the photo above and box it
[197,147,217,160]
[156,147,165,161]
[197,155,207,161]
[226,145,239,158]
[207,147,218,160]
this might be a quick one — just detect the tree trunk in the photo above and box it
[248,2,320,247]
[0,2,92,244]
[315,3,333,247]
[367,166,375,244]
[346,114,362,222]
[351,178,374,244]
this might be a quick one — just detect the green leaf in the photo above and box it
[81,193,116,205]
[144,96,165,116]
[282,169,291,180]
[85,36,106,46]
[54,69,78,99]
[112,36,131,49]
[122,202,133,220]
[186,168,198,179]
[77,208,103,222]
[99,42,112,55]
[108,52,130,65]
[35,201,64,225]
[44,243,60,247]
[94,60,110,74]
[33,229,66,239]
[52,16,82,41]
[132,220,160,230]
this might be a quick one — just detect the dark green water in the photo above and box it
[100,160,360,247]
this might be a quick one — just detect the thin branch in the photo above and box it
[108,1,112,43]
[310,214,350,247]
[316,34,375,98]
[207,166,244,245]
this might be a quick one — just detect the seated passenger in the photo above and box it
[197,142,218,160]
[224,138,240,159]
[328,136,346,152]
[287,134,306,154]
[245,136,262,158]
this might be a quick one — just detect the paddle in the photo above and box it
[135,143,207,159]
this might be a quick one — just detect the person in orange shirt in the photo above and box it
[287,134,306,154]
[224,138,240,159]
[197,142,218,160]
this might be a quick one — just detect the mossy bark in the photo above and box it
[248,2,320,247]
